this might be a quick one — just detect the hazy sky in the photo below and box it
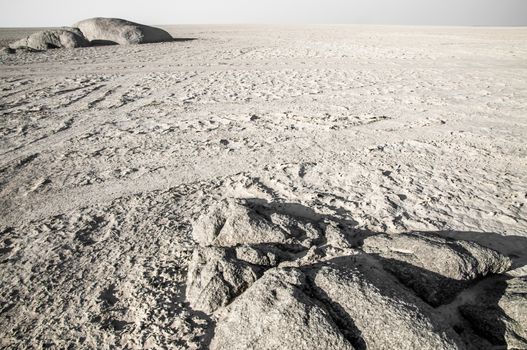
[1,0,526,27]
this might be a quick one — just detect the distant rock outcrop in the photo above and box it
[74,17,173,45]
[9,28,89,51]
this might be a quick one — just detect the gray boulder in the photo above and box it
[9,28,89,51]
[459,276,527,349]
[362,232,511,305]
[186,244,292,313]
[186,246,265,313]
[306,256,465,350]
[211,268,354,350]
[192,198,321,249]
[74,17,173,45]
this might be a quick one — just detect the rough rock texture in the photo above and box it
[192,198,322,249]
[459,276,527,349]
[74,17,173,45]
[187,198,524,349]
[234,244,285,266]
[211,268,355,350]
[186,246,264,313]
[306,256,465,350]
[9,28,89,51]
[362,232,512,305]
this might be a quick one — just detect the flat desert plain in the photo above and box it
[0,25,526,349]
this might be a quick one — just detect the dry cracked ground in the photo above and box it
[0,25,526,349]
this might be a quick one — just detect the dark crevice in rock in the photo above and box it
[302,273,367,350]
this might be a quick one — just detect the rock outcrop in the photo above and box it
[9,28,89,51]
[74,17,173,45]
[192,198,322,249]
[186,246,275,313]
[211,268,355,350]
[306,256,465,350]
[186,198,519,349]
[362,232,511,305]
[459,276,527,349]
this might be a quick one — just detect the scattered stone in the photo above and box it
[459,276,527,349]
[74,17,173,45]
[9,28,89,51]
[211,268,354,350]
[306,255,465,350]
[362,232,511,305]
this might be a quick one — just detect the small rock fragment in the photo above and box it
[0,47,15,54]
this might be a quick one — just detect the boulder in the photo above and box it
[362,232,511,305]
[9,28,89,51]
[211,268,354,350]
[74,17,173,45]
[192,198,322,249]
[186,246,265,313]
[459,276,527,349]
[306,255,465,350]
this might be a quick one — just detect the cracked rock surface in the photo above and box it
[211,268,354,350]
[187,198,521,350]
[186,246,265,313]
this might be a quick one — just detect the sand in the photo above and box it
[0,25,526,349]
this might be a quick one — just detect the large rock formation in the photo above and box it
[362,232,511,305]
[9,28,89,51]
[186,198,519,349]
[74,17,173,45]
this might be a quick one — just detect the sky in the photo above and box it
[0,0,526,27]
